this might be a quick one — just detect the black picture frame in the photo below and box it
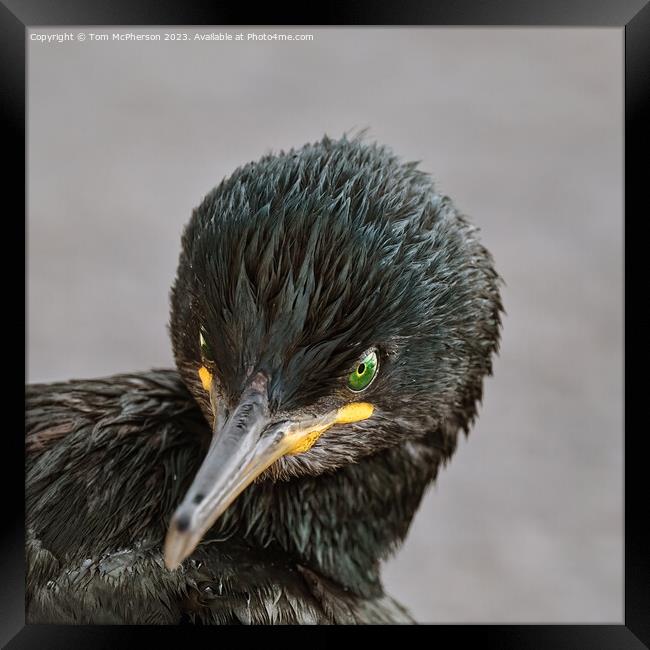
[5,1,647,647]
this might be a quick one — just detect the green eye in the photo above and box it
[199,328,213,361]
[347,349,379,392]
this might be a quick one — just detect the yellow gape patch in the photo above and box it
[286,402,374,455]
[198,366,213,393]
[288,428,327,455]
[335,402,374,424]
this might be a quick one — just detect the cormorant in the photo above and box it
[26,134,503,624]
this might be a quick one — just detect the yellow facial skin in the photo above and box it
[284,402,375,454]
[198,366,213,392]
[335,401,374,424]
[197,366,374,456]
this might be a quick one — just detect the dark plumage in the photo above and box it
[26,134,503,624]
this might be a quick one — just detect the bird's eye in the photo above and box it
[347,349,379,392]
[199,328,213,362]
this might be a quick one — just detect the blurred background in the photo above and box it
[27,27,622,623]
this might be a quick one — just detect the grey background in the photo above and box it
[27,28,623,623]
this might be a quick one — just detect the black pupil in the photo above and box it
[357,363,366,375]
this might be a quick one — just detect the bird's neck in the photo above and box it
[212,434,441,597]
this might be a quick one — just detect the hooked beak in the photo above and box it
[164,374,277,570]
[163,371,374,570]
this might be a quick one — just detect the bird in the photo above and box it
[26,134,503,624]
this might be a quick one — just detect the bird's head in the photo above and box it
[165,135,502,569]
